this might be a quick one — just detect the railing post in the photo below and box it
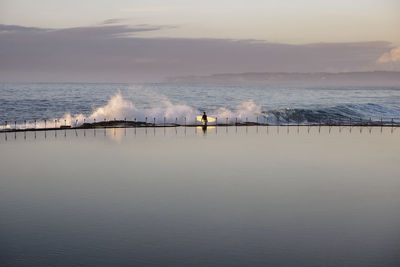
[226,117,228,125]
[45,120,46,129]
[164,117,166,127]
[215,117,218,126]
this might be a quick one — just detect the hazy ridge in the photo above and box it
[165,71,400,85]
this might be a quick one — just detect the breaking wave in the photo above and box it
[263,103,400,125]
[3,93,400,129]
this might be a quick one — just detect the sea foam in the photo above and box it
[7,93,262,129]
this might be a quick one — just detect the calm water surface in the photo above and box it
[0,126,399,266]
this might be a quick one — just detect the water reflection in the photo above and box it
[0,126,399,267]
[1,126,398,143]
[202,125,207,135]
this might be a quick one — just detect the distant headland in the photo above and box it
[165,71,400,85]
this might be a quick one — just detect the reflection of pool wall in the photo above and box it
[0,125,398,143]
[1,121,400,134]
[1,116,400,133]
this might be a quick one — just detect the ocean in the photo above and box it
[1,82,400,128]
[1,83,400,266]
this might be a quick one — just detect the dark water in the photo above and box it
[1,83,400,127]
[0,126,399,266]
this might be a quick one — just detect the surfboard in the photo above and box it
[196,115,216,123]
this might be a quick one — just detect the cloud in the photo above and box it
[0,22,395,82]
[0,24,49,33]
[377,46,400,63]
[119,7,171,13]
[0,23,164,38]
[52,24,165,39]
[101,18,126,25]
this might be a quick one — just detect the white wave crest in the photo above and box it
[7,93,261,129]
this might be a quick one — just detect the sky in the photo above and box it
[0,0,399,82]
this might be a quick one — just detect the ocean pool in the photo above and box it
[0,126,399,266]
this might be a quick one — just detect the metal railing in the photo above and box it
[1,116,400,132]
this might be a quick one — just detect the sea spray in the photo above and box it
[2,83,400,129]
[4,92,400,130]
[7,93,263,129]
[214,101,261,124]
[85,94,261,125]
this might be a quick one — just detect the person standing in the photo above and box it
[201,112,208,126]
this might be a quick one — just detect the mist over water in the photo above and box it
[1,82,400,128]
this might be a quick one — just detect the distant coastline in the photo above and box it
[165,71,400,85]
